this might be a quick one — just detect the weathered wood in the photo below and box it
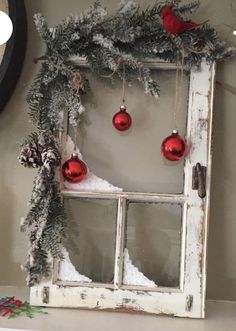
[68,56,183,70]
[61,190,186,203]
[183,61,216,318]
[114,197,126,289]
[120,285,181,293]
[30,281,197,317]
[55,280,115,289]
[31,61,216,319]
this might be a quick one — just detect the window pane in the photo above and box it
[73,69,189,193]
[123,201,182,288]
[59,198,117,284]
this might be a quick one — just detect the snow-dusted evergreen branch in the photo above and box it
[32,0,235,97]
[173,0,200,15]
[20,133,65,286]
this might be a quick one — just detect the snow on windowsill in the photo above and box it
[58,248,92,283]
[123,248,158,288]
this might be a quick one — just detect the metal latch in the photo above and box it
[192,163,206,198]
[42,286,49,304]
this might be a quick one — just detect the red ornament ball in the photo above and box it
[112,105,132,131]
[161,130,186,161]
[62,153,88,183]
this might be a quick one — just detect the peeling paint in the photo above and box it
[198,118,208,130]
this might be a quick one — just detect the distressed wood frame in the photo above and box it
[30,60,216,318]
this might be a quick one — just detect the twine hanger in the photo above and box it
[173,50,185,131]
[121,62,126,105]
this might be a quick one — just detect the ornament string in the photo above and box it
[122,62,126,105]
[73,126,77,152]
[173,51,180,129]
[173,50,185,130]
[162,50,186,162]
[112,62,132,131]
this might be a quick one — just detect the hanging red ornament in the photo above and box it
[161,130,186,161]
[112,105,132,131]
[62,153,87,183]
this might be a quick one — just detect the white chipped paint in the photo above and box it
[113,197,126,289]
[31,61,216,318]
[30,281,194,317]
[183,61,216,317]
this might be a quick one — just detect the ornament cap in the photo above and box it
[120,105,126,111]
[172,129,179,135]
[71,152,78,158]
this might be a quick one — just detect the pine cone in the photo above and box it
[41,146,61,172]
[19,142,42,168]
[193,38,206,52]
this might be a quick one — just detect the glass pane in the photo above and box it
[123,201,182,288]
[58,198,117,284]
[73,69,189,194]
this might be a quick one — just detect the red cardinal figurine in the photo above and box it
[161,5,207,35]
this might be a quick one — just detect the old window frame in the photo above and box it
[30,60,216,318]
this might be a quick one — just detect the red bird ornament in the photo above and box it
[161,5,207,35]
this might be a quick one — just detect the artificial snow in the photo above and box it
[118,0,137,14]
[64,135,123,192]
[93,34,115,52]
[58,249,92,283]
[20,217,26,232]
[64,172,123,192]
[65,135,83,160]
[123,248,158,287]
[67,55,87,65]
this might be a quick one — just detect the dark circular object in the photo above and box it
[0,0,27,111]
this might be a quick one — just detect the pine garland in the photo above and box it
[20,0,235,286]
[19,133,65,286]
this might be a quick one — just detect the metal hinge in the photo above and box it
[42,286,50,304]
[192,163,206,198]
[186,295,193,312]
